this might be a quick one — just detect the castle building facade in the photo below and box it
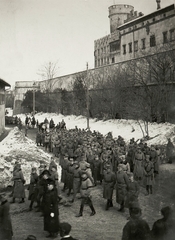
[94,2,175,67]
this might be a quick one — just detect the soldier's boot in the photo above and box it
[150,185,153,194]
[146,185,149,195]
[29,201,34,211]
[118,201,125,212]
[61,184,66,192]
[109,200,113,207]
[76,204,83,217]
[19,198,25,204]
[67,189,71,196]
[90,204,96,216]
[105,200,110,210]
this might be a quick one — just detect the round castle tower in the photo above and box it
[108,4,134,33]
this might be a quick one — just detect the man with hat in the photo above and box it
[144,154,154,195]
[11,163,26,204]
[43,178,59,238]
[122,204,150,240]
[66,158,75,196]
[36,169,51,213]
[28,167,38,211]
[70,161,81,203]
[59,222,77,240]
[116,164,129,212]
[76,172,96,217]
[103,164,116,210]
[125,172,139,213]
[151,206,175,240]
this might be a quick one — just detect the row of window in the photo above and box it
[122,13,167,34]
[95,57,110,67]
[122,29,175,55]
[95,46,110,56]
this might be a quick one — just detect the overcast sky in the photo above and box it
[0,0,174,87]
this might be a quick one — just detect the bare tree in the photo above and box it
[37,61,60,92]
[37,61,60,112]
[125,44,175,138]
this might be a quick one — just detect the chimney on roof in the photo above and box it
[156,0,161,10]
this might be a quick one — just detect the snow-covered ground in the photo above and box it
[1,112,175,188]
[17,112,175,145]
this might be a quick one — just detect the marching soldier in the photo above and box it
[144,154,154,195]
[116,164,129,212]
[76,172,96,217]
[103,164,116,210]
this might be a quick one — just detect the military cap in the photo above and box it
[129,201,140,209]
[59,222,72,234]
[42,169,51,176]
[47,178,55,186]
[106,164,111,169]
[118,164,124,169]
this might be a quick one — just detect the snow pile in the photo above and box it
[17,113,175,146]
[0,127,55,187]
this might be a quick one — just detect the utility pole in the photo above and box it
[33,82,36,115]
[86,62,90,130]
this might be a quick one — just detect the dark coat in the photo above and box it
[43,189,59,233]
[116,170,129,204]
[151,217,175,240]
[28,172,38,200]
[0,200,13,240]
[92,160,102,183]
[125,181,139,208]
[166,140,175,158]
[67,164,74,190]
[12,169,25,199]
[122,217,150,240]
[103,171,116,199]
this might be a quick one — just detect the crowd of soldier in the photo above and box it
[3,117,174,239]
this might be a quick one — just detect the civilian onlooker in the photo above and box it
[59,222,78,240]
[122,204,150,240]
[151,206,175,240]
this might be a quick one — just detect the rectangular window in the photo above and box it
[128,42,132,53]
[134,41,138,51]
[150,35,156,47]
[141,38,146,49]
[163,31,168,43]
[107,57,109,64]
[112,57,115,63]
[98,59,100,66]
[101,58,103,65]
[123,44,126,54]
[98,49,100,55]
[170,29,175,41]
